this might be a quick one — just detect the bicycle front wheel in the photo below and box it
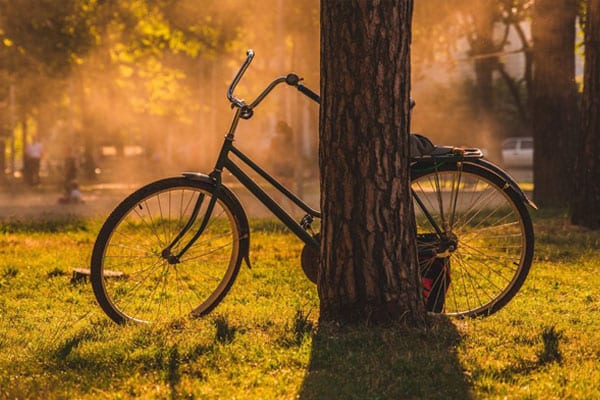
[411,161,534,318]
[91,177,246,324]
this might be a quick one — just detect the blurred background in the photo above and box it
[0,0,584,210]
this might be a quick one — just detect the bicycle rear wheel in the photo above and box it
[411,161,534,318]
[91,177,246,324]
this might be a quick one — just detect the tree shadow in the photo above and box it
[298,316,471,400]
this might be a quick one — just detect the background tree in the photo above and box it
[531,0,579,208]
[411,0,534,156]
[0,0,99,181]
[318,0,424,325]
[572,0,600,228]
[0,0,320,184]
[0,0,241,180]
[466,0,499,151]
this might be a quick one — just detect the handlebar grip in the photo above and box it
[297,84,320,104]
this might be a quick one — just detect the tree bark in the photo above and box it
[531,0,578,208]
[319,0,424,325]
[571,0,600,229]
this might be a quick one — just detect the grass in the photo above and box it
[0,210,599,399]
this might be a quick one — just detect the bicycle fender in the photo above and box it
[183,172,252,269]
[182,172,216,185]
[471,159,538,210]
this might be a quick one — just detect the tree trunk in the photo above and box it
[469,0,496,114]
[469,0,499,159]
[571,0,600,229]
[531,0,578,208]
[0,139,5,183]
[319,0,424,325]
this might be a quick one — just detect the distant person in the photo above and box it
[63,146,78,193]
[24,136,43,186]
[58,180,83,204]
[269,121,295,186]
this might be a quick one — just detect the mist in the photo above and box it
[2,0,551,195]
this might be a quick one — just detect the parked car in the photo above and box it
[501,137,533,168]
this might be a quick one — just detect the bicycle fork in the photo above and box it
[160,186,221,264]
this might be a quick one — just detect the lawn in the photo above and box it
[0,211,599,399]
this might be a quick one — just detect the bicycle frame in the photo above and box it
[163,108,320,264]
[91,49,537,324]
[213,108,321,248]
[165,49,535,264]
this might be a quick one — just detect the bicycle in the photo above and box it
[91,49,535,324]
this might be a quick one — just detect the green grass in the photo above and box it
[0,211,599,399]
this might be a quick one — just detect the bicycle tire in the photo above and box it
[91,177,247,324]
[411,161,534,318]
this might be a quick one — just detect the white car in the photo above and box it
[501,137,533,168]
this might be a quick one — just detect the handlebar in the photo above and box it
[227,49,320,119]
[296,82,320,104]
[227,49,255,107]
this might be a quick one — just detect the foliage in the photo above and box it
[413,0,534,68]
[0,0,98,77]
[0,0,320,180]
[413,0,534,133]
[0,0,237,129]
[0,214,599,398]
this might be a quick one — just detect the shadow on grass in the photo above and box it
[299,316,471,400]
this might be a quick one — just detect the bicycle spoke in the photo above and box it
[92,179,242,324]
[412,162,533,317]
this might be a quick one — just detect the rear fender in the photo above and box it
[470,159,538,210]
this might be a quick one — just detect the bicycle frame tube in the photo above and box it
[222,143,320,247]
[209,106,320,242]
[229,145,320,217]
